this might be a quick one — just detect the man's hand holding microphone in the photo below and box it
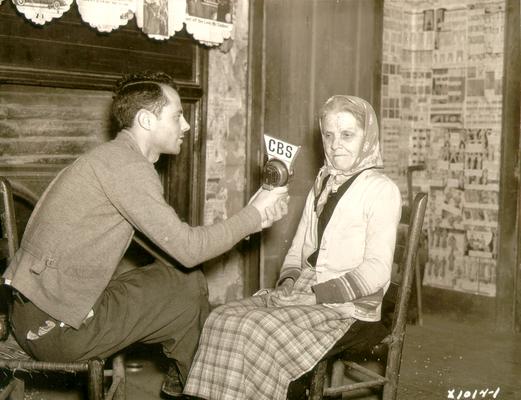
[249,186,289,228]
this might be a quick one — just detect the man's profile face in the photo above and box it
[151,85,190,155]
[321,111,364,172]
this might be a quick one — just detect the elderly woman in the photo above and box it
[183,96,402,400]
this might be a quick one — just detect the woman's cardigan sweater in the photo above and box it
[278,169,401,321]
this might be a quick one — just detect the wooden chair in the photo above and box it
[0,176,126,400]
[406,164,426,326]
[308,192,428,400]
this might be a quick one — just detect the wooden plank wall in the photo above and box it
[0,85,112,167]
[0,84,112,203]
[259,0,383,288]
[0,3,207,227]
[0,82,200,227]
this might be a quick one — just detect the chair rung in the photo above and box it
[0,359,90,372]
[322,361,388,396]
[323,379,386,396]
[344,360,388,382]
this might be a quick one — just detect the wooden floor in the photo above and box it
[397,313,520,400]
[4,312,521,399]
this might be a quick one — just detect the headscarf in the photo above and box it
[314,95,383,215]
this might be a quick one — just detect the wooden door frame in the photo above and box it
[243,0,265,296]
[496,0,520,332]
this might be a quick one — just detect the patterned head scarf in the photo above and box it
[314,95,384,214]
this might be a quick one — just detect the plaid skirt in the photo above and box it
[183,268,356,400]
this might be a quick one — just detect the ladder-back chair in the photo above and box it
[308,192,428,400]
[406,164,426,326]
[0,176,126,400]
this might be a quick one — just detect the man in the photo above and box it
[3,71,288,398]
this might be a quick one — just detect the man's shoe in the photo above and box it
[161,364,184,398]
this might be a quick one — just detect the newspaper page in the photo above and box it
[184,0,233,46]
[76,0,136,32]
[135,0,185,40]
[12,0,73,25]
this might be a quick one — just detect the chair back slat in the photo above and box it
[390,213,410,277]
[381,204,417,327]
[382,192,428,400]
[391,193,427,334]
[0,178,19,266]
[0,239,9,262]
[0,178,18,340]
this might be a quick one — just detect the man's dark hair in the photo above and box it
[111,71,178,130]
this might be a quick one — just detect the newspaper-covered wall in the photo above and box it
[381,0,505,297]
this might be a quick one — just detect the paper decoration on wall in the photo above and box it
[2,0,235,45]
[12,0,73,25]
[76,0,136,32]
[184,0,233,46]
[135,0,185,40]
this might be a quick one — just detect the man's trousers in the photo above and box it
[10,261,210,380]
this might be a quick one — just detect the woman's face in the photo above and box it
[321,111,365,171]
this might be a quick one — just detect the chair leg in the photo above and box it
[0,377,24,400]
[88,359,105,400]
[381,342,401,400]
[382,381,398,400]
[330,360,345,388]
[309,359,328,400]
[109,353,126,400]
[11,377,24,400]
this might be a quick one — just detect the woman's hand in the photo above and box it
[275,278,294,296]
[252,277,294,297]
[267,292,317,307]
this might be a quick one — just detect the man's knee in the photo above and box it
[150,261,208,299]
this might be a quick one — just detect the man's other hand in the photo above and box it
[249,186,289,228]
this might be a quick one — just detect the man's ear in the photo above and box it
[136,109,156,131]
